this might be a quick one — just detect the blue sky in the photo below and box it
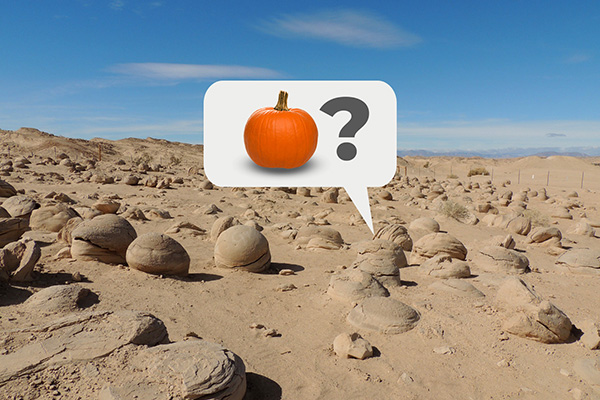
[1,1,599,151]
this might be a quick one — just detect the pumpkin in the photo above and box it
[244,90,318,169]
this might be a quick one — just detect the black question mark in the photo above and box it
[320,97,369,161]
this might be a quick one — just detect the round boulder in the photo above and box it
[126,233,190,276]
[347,297,420,334]
[327,269,389,302]
[71,214,137,264]
[372,224,413,251]
[411,232,467,264]
[2,195,39,219]
[30,204,80,232]
[214,225,271,272]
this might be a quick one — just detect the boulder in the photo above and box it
[71,214,137,264]
[526,226,562,247]
[29,203,79,232]
[0,238,40,282]
[472,246,529,274]
[327,269,389,302]
[296,226,344,250]
[214,225,271,272]
[2,195,39,220]
[210,216,240,242]
[411,232,467,264]
[0,180,16,197]
[495,277,572,343]
[126,233,190,276]
[0,217,28,247]
[420,254,471,278]
[24,284,91,313]
[556,249,600,272]
[429,279,484,297]
[130,339,246,400]
[372,224,413,251]
[333,333,373,360]
[347,297,420,334]
[0,311,168,385]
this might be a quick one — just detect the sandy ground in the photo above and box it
[1,128,600,400]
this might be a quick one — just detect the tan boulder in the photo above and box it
[296,226,344,250]
[347,297,420,334]
[420,254,471,278]
[214,225,271,272]
[472,245,529,274]
[372,224,413,251]
[495,277,572,343]
[30,204,79,232]
[126,233,189,276]
[411,232,467,264]
[71,214,137,264]
[327,269,389,302]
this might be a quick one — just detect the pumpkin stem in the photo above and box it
[274,90,289,111]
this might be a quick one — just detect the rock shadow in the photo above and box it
[180,273,223,282]
[10,271,89,288]
[78,290,100,309]
[244,372,282,400]
[266,263,305,274]
[0,283,32,306]
[401,280,418,287]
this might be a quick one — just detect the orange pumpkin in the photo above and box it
[244,90,318,169]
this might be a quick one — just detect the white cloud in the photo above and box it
[564,53,591,64]
[110,0,125,10]
[397,119,600,150]
[73,119,203,137]
[109,63,283,80]
[259,9,421,49]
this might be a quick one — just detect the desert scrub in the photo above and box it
[132,152,153,165]
[467,166,490,177]
[521,209,550,227]
[447,173,459,179]
[169,155,181,165]
[439,200,470,220]
[423,161,430,169]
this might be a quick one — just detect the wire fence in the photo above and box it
[399,164,600,191]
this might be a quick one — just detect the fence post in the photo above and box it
[518,169,520,184]
[581,171,585,189]
[491,168,494,182]
[546,171,549,186]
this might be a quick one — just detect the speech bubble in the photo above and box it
[203,81,397,233]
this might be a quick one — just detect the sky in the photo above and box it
[1,1,599,152]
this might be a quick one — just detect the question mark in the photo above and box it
[320,97,369,161]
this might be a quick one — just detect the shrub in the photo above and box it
[521,209,550,227]
[467,166,490,177]
[169,155,181,165]
[132,152,153,165]
[423,161,430,169]
[439,200,470,220]
[447,173,458,179]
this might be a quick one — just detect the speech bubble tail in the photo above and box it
[344,185,374,234]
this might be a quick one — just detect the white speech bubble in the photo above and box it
[203,80,397,233]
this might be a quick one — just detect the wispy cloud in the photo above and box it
[109,0,125,11]
[397,119,600,150]
[546,132,566,137]
[63,119,203,140]
[564,53,591,64]
[259,9,421,49]
[109,63,283,80]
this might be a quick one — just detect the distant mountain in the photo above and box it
[398,147,600,158]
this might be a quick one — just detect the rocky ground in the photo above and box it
[1,127,600,399]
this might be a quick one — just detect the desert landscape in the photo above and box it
[1,127,600,400]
